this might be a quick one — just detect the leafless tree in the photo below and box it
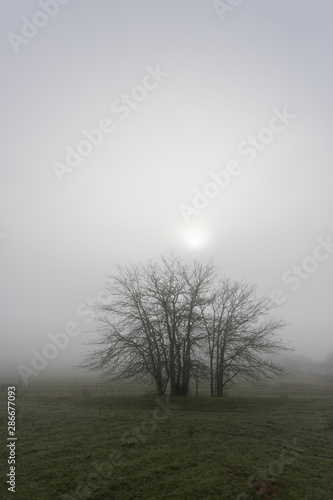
[81,254,215,396]
[201,278,290,397]
[81,255,289,397]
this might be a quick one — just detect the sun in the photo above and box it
[182,225,209,250]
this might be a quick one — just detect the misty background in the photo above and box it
[1,0,332,381]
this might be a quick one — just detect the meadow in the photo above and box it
[0,374,333,499]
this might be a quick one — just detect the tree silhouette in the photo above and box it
[81,254,289,396]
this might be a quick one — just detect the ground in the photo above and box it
[0,375,332,499]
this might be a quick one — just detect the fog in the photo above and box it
[1,0,332,384]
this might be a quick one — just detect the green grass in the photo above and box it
[0,375,333,499]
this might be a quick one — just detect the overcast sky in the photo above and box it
[1,0,332,382]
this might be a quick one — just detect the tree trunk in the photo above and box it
[210,362,215,397]
[216,368,224,397]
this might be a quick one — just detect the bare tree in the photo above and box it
[81,255,289,397]
[201,279,290,397]
[81,254,215,396]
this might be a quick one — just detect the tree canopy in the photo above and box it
[81,254,289,396]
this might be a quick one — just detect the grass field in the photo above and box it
[0,375,333,499]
